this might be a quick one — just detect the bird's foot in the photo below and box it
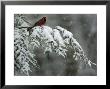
[40,25,44,30]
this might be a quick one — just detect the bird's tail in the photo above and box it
[27,27,33,31]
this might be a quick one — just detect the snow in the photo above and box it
[55,26,73,38]
[55,26,65,32]
[30,26,67,57]
[14,14,30,27]
[14,14,96,75]
[53,28,65,47]
[14,17,39,75]
[29,25,96,68]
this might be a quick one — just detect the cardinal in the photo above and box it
[34,17,46,26]
[27,17,46,31]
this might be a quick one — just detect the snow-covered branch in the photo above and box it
[29,25,96,69]
[14,15,96,75]
[14,15,39,75]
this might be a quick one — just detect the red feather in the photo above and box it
[34,17,46,26]
[27,17,46,31]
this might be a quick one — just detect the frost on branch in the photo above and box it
[55,26,96,68]
[30,25,96,70]
[14,15,39,75]
[30,26,67,58]
[14,14,96,76]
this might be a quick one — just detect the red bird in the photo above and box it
[27,17,46,31]
[34,17,46,26]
